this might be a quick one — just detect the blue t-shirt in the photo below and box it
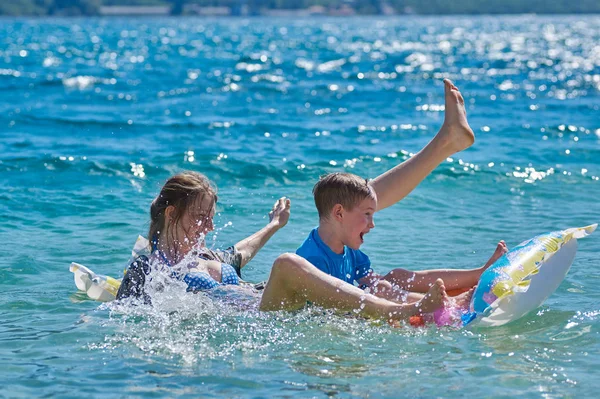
[296,228,372,285]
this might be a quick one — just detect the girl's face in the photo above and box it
[170,194,216,258]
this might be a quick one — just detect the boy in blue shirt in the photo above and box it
[296,79,507,308]
[296,172,506,306]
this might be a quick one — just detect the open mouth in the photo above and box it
[360,232,365,242]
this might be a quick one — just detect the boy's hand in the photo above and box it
[269,197,291,229]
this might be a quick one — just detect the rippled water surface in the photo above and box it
[1,15,599,398]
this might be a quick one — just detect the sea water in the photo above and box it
[0,15,599,398]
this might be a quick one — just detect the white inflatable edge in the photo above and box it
[473,237,579,327]
[568,223,597,239]
[70,262,121,302]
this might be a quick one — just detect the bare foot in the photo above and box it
[416,278,447,314]
[436,79,475,155]
[482,240,508,271]
[451,287,475,309]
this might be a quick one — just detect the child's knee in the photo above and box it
[273,253,305,275]
[273,253,293,270]
[384,268,411,281]
[377,279,393,288]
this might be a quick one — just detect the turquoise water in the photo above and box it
[1,15,599,398]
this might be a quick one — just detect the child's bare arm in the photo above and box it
[234,198,290,268]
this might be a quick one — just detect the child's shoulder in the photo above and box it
[296,228,319,255]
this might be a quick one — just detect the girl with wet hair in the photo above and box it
[117,170,288,300]
[148,172,219,267]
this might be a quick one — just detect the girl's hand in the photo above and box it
[269,197,291,229]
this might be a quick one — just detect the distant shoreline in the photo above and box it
[1,12,600,18]
[3,0,600,17]
[2,1,600,18]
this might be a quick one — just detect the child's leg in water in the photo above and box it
[259,253,447,321]
[382,241,508,293]
[363,279,419,303]
[363,276,471,327]
[359,276,474,326]
[368,278,474,310]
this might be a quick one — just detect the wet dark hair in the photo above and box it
[148,171,217,251]
[312,172,374,220]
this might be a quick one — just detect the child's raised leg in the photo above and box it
[371,79,475,211]
[259,253,447,321]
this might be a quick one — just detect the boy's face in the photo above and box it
[341,195,377,250]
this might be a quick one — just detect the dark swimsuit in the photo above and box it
[116,245,259,303]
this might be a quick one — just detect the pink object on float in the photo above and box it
[433,307,462,327]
